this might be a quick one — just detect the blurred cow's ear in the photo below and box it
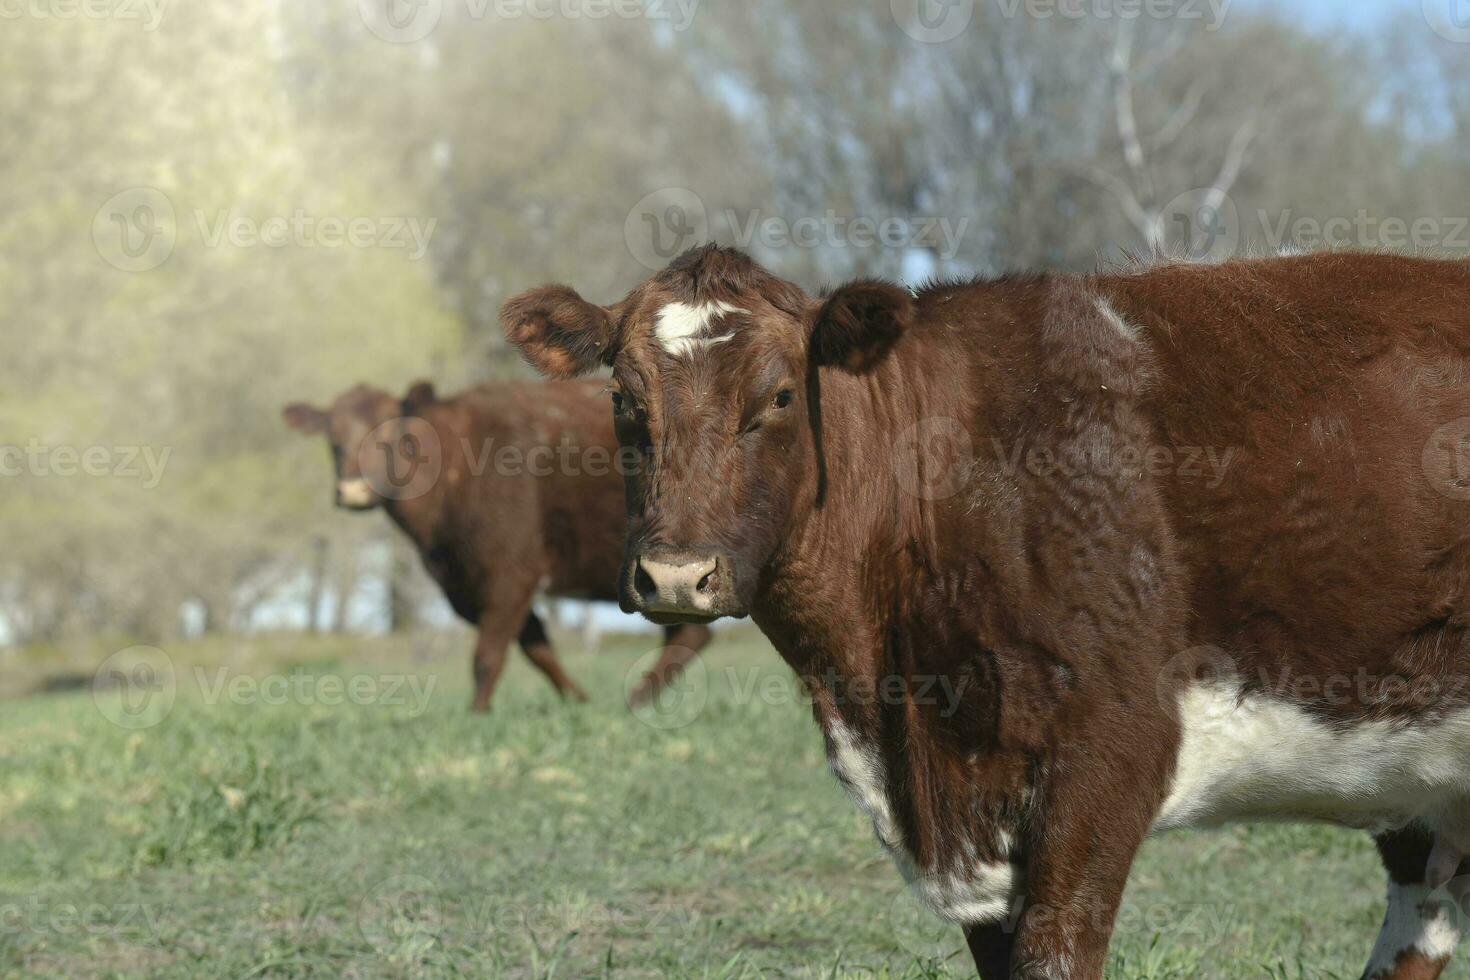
[402,380,436,414]
[501,285,620,377]
[809,280,914,374]
[282,402,328,434]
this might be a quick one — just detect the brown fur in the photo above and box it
[503,246,1470,977]
[283,378,710,711]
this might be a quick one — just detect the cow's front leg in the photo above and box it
[1003,754,1160,979]
[964,921,1015,980]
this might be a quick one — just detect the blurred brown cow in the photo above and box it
[283,379,710,712]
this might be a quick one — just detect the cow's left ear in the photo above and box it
[809,280,913,373]
[402,380,436,414]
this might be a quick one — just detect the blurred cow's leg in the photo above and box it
[469,610,516,713]
[1364,825,1465,980]
[627,623,712,706]
[517,609,589,702]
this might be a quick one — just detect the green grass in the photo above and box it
[0,629,1458,978]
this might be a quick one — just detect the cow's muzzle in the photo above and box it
[623,548,730,623]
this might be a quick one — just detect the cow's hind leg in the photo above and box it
[627,623,712,706]
[1364,825,1467,980]
[517,610,589,702]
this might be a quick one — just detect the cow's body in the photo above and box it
[284,379,710,711]
[772,254,1470,978]
[504,248,1470,978]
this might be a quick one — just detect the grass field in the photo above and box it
[1,627,1463,979]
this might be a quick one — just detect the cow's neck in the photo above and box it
[755,338,966,711]
[382,479,449,551]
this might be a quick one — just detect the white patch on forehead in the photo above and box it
[654,300,746,357]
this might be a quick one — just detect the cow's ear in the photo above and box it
[501,285,619,378]
[809,280,913,373]
[402,380,436,414]
[282,402,328,434]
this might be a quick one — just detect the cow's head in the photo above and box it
[282,380,438,510]
[502,245,911,623]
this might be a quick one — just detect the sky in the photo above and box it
[1242,0,1419,32]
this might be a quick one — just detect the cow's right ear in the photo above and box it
[809,280,913,374]
[282,402,328,435]
[501,285,619,378]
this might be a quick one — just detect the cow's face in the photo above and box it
[282,381,437,510]
[502,246,911,623]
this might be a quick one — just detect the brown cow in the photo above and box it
[504,244,1470,979]
[282,379,710,712]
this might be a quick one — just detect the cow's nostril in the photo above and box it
[633,562,657,600]
[696,568,715,594]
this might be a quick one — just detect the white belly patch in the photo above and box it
[1155,681,1470,836]
[824,718,1019,923]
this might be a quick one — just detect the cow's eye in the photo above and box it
[773,389,794,409]
[610,390,626,413]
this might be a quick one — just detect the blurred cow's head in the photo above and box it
[282,381,438,510]
[501,245,909,623]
